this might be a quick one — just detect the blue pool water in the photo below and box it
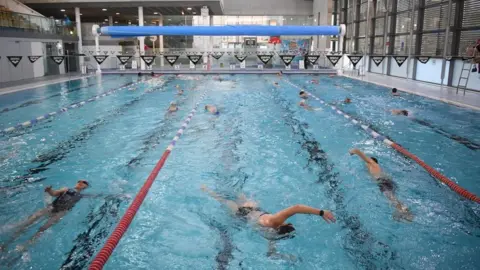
[0,74,479,270]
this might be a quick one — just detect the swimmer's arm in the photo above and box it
[266,241,297,261]
[44,186,67,197]
[269,205,336,227]
[349,149,375,164]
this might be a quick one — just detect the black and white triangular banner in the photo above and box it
[371,56,385,66]
[257,54,273,65]
[393,56,407,67]
[93,55,109,65]
[50,56,65,65]
[28,56,42,63]
[164,55,180,66]
[306,55,320,64]
[279,55,295,66]
[234,54,247,63]
[110,51,116,55]
[347,55,363,67]
[227,52,232,56]
[140,55,156,66]
[7,56,22,67]
[187,55,203,65]
[88,51,94,55]
[212,52,224,60]
[103,51,109,55]
[327,55,342,66]
[416,56,430,64]
[116,55,132,65]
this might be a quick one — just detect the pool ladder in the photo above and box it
[456,59,473,95]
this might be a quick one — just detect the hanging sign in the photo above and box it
[371,56,385,66]
[140,55,156,66]
[347,55,363,67]
[416,56,430,64]
[306,55,320,65]
[28,56,42,63]
[279,55,295,66]
[212,52,224,60]
[93,55,109,65]
[7,56,22,67]
[103,51,109,55]
[393,56,407,67]
[327,55,342,66]
[50,56,65,65]
[257,54,273,65]
[116,55,132,65]
[187,55,203,65]
[234,54,247,63]
[227,52,232,56]
[88,51,94,55]
[164,55,180,66]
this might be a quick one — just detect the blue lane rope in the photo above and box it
[1,78,160,135]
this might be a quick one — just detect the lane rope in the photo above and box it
[89,86,208,270]
[284,78,480,203]
[1,78,158,135]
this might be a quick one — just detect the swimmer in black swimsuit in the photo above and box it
[350,149,414,222]
[201,185,336,259]
[1,180,93,252]
[205,105,219,115]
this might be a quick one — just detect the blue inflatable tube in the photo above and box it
[100,25,344,37]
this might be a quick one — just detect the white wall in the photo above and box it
[389,57,412,78]
[415,58,449,84]
[370,58,387,74]
[30,41,45,78]
[451,59,480,91]
[0,0,44,16]
[222,0,313,15]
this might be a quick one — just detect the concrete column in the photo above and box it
[75,7,84,71]
[159,15,164,67]
[138,6,145,70]
[109,16,113,26]
[313,0,330,52]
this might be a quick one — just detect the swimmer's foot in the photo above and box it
[393,207,414,222]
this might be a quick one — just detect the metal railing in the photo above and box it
[0,9,74,35]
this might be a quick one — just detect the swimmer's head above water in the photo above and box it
[370,157,378,164]
[75,179,89,190]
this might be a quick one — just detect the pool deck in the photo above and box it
[0,73,93,96]
[343,72,480,111]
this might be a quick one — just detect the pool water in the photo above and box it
[0,74,479,270]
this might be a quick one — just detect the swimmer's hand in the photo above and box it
[44,186,52,193]
[200,185,208,192]
[349,149,359,155]
[321,210,336,223]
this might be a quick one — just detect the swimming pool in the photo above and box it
[0,74,479,269]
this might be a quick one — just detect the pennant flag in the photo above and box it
[393,56,407,67]
[306,55,320,65]
[371,56,385,66]
[50,56,65,65]
[117,55,132,65]
[28,56,42,63]
[416,56,430,64]
[88,51,94,55]
[279,55,295,66]
[327,55,342,66]
[227,52,232,56]
[257,54,273,65]
[187,55,203,65]
[7,56,22,67]
[140,55,156,66]
[103,51,109,55]
[110,51,116,55]
[93,55,109,65]
[347,55,363,67]
[212,52,224,60]
[234,54,247,63]
[164,55,180,66]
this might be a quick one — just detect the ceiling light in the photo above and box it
[168,18,171,21]
[102,8,107,11]
[61,9,65,12]
[154,12,158,15]
[80,13,82,16]
[104,19,108,21]
[193,12,196,14]
[115,21,118,24]
[116,12,120,15]
[187,7,192,10]
[181,11,185,15]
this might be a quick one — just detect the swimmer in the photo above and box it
[349,149,413,222]
[175,84,180,89]
[201,185,335,259]
[168,101,179,112]
[150,71,155,77]
[177,89,184,96]
[277,71,283,77]
[205,105,219,115]
[311,79,319,84]
[299,99,321,111]
[344,98,352,104]
[392,88,400,96]
[299,90,309,99]
[1,180,90,251]
[273,82,279,87]
[391,109,409,116]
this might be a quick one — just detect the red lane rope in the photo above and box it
[89,150,171,270]
[391,143,480,203]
